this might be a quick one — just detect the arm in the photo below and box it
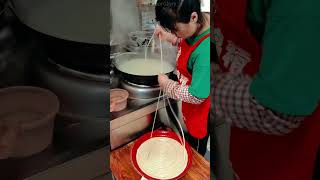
[158,45,210,104]
[155,25,181,46]
[158,75,205,104]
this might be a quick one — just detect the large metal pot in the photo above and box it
[113,52,175,86]
[33,58,108,146]
[38,30,108,74]
[10,22,108,74]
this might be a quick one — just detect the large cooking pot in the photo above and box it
[113,52,175,86]
[33,58,108,146]
[11,21,108,74]
[39,31,108,74]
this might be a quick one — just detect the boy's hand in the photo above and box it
[155,25,178,45]
[158,74,170,88]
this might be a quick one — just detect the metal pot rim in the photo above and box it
[47,58,108,82]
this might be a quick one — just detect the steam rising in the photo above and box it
[110,0,140,44]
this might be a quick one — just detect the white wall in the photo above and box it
[110,0,140,43]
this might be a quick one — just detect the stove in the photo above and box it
[3,2,110,179]
[110,70,182,150]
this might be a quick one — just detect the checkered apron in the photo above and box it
[211,0,320,179]
[211,72,305,135]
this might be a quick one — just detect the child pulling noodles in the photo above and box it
[155,0,210,155]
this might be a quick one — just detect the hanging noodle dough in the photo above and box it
[136,27,188,180]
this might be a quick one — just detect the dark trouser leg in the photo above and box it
[185,118,210,156]
[211,118,233,180]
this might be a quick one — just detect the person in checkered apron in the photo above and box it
[212,0,320,179]
[154,0,211,156]
[211,0,320,136]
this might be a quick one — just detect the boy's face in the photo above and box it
[174,22,198,39]
[173,12,199,39]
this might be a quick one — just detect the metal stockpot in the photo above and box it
[113,52,174,86]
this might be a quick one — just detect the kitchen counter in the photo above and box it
[0,117,108,180]
[110,138,210,180]
[0,137,108,180]
[110,97,158,121]
[110,96,179,150]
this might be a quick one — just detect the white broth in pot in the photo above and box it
[117,58,174,76]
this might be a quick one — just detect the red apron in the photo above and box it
[176,33,210,139]
[214,0,320,179]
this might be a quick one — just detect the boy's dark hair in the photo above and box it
[155,0,204,32]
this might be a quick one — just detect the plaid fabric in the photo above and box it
[211,73,305,135]
[164,79,205,104]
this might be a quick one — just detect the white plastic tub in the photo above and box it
[0,86,59,159]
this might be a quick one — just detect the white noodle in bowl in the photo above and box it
[136,137,188,179]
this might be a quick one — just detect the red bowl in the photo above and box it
[131,130,193,180]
